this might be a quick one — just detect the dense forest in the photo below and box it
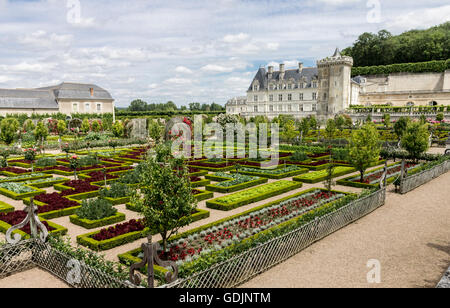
[342,22,450,67]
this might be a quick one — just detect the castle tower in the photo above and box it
[316,48,353,120]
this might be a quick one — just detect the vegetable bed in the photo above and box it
[293,166,356,184]
[206,180,303,211]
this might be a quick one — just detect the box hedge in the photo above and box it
[206,180,303,211]
[69,212,126,229]
[293,166,356,184]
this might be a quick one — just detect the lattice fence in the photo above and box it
[400,160,450,194]
[0,239,135,288]
[162,189,386,288]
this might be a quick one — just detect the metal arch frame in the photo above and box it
[5,198,48,245]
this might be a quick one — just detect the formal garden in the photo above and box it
[0,112,449,288]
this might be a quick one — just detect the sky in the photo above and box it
[0,0,449,108]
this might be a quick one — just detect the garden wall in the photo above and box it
[162,188,386,288]
[400,160,450,194]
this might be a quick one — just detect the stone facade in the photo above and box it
[357,71,450,107]
[227,49,355,121]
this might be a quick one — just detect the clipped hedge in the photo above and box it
[0,201,14,213]
[69,212,126,229]
[191,179,211,188]
[0,173,52,183]
[293,166,356,184]
[206,180,303,211]
[205,177,268,193]
[351,59,450,77]
[0,186,46,200]
[231,166,309,179]
[0,218,67,239]
[194,190,214,202]
[77,208,210,251]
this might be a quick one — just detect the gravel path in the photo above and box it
[241,171,450,288]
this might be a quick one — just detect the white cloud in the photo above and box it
[201,64,234,73]
[19,31,73,48]
[175,66,193,74]
[223,33,249,43]
[385,4,450,31]
[164,77,194,85]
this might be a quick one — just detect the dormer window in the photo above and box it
[253,85,259,91]
[312,81,318,88]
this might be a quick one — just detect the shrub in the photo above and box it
[81,118,91,134]
[112,121,124,138]
[75,198,117,221]
[35,157,57,167]
[0,118,20,145]
[100,182,131,199]
[291,151,308,162]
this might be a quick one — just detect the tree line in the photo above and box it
[128,99,225,112]
[342,22,450,67]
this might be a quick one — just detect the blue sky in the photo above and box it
[0,0,449,108]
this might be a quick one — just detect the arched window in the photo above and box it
[429,101,438,106]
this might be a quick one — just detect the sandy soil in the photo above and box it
[0,268,69,288]
[241,171,450,288]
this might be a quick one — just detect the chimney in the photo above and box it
[90,87,94,97]
[268,66,274,79]
[279,63,285,79]
[298,62,303,73]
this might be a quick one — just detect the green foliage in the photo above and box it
[92,120,101,132]
[335,115,345,131]
[324,119,336,140]
[131,144,197,251]
[78,155,99,166]
[24,148,37,161]
[35,157,57,167]
[75,198,117,221]
[331,147,350,161]
[282,120,297,143]
[401,122,430,160]
[436,113,444,122]
[23,119,35,133]
[291,150,308,162]
[0,118,19,145]
[34,121,49,144]
[56,120,67,136]
[382,113,391,127]
[348,124,381,182]
[344,23,450,68]
[394,117,411,140]
[148,120,164,142]
[112,121,124,138]
[81,118,91,133]
[100,182,131,199]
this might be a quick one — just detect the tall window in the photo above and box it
[269,105,273,112]
[72,103,78,112]
[96,103,102,112]
[254,106,258,112]
[254,95,258,102]
[323,93,327,100]
[299,93,304,101]
[288,105,292,112]
[288,94,292,101]
[278,94,283,101]
[312,93,317,100]
[85,103,90,111]
[269,95,274,102]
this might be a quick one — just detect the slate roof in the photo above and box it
[248,67,319,91]
[0,89,58,109]
[0,82,113,110]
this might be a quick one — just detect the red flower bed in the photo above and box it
[35,193,80,213]
[36,165,71,172]
[92,219,145,241]
[84,171,119,183]
[0,210,54,234]
[192,189,202,195]
[0,167,30,174]
[60,180,99,195]
[188,167,201,173]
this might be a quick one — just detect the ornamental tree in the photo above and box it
[34,121,49,144]
[92,120,101,132]
[148,120,164,143]
[112,121,124,138]
[131,143,197,252]
[0,118,20,145]
[324,118,336,141]
[401,122,430,161]
[382,113,391,128]
[81,118,91,134]
[436,113,444,122]
[394,116,410,141]
[298,117,310,143]
[348,124,381,183]
[282,120,297,144]
[57,120,67,149]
